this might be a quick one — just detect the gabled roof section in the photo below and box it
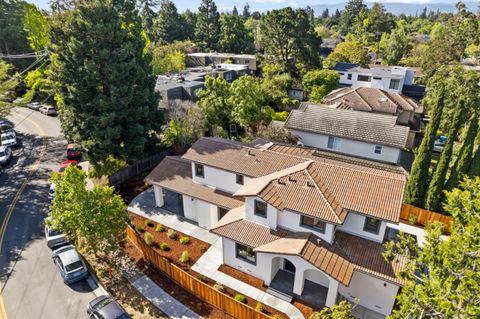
[323,87,423,115]
[182,137,307,178]
[235,162,348,224]
[285,103,410,148]
[145,156,243,209]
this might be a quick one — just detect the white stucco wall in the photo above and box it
[337,212,387,243]
[277,210,335,243]
[337,72,405,93]
[339,271,400,316]
[191,163,251,194]
[222,238,266,278]
[181,195,218,229]
[244,197,278,229]
[291,129,401,164]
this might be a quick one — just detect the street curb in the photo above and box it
[82,254,109,298]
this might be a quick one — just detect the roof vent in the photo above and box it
[278,179,286,185]
[247,150,255,156]
[306,181,315,188]
[379,97,388,102]
[288,176,296,182]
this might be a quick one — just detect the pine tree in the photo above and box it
[50,0,160,165]
[219,14,254,53]
[404,90,446,207]
[446,115,479,190]
[232,5,239,16]
[154,0,184,44]
[242,3,250,19]
[425,100,466,212]
[138,0,159,40]
[468,130,480,176]
[195,0,220,51]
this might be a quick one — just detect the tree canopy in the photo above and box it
[50,0,160,165]
[194,0,220,51]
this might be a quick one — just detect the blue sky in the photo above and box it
[28,0,456,12]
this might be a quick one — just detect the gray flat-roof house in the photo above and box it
[186,52,258,75]
[155,75,204,109]
[284,103,410,164]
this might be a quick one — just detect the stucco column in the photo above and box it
[325,279,339,307]
[293,269,304,295]
[263,255,274,286]
[153,185,164,207]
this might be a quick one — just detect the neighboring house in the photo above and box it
[284,103,410,164]
[288,83,307,101]
[323,87,423,132]
[186,52,258,75]
[145,137,407,318]
[155,75,204,109]
[334,63,416,93]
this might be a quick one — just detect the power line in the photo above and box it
[1,55,50,89]
[0,50,48,59]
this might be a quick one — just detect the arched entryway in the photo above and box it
[298,269,331,309]
[267,257,297,300]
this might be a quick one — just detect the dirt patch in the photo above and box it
[129,213,210,268]
[293,299,315,318]
[219,264,267,291]
[84,253,167,319]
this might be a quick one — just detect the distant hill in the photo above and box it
[312,2,478,16]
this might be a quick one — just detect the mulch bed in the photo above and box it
[128,213,210,270]
[293,299,315,318]
[219,264,268,292]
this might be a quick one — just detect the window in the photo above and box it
[339,72,345,75]
[373,77,382,80]
[374,145,382,154]
[357,75,371,82]
[218,207,229,220]
[194,164,204,178]
[364,217,381,234]
[389,79,400,90]
[225,73,233,81]
[347,73,352,80]
[254,200,267,218]
[236,174,244,185]
[236,243,256,264]
[300,216,326,233]
[327,136,341,150]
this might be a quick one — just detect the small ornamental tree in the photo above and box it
[49,165,128,255]
[302,69,339,102]
[383,177,480,318]
[310,300,355,319]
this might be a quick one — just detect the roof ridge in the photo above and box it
[305,165,345,224]
[354,88,373,111]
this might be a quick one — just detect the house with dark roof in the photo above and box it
[145,137,408,318]
[323,87,424,131]
[284,103,410,164]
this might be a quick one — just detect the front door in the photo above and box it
[284,259,296,274]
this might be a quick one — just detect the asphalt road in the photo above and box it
[0,107,96,319]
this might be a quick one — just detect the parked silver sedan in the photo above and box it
[52,245,88,284]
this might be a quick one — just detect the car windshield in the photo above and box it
[48,228,62,236]
[65,260,83,272]
[117,314,130,319]
[0,151,5,157]
[93,298,113,311]
[1,134,13,141]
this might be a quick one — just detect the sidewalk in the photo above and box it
[113,249,201,319]
[129,188,305,319]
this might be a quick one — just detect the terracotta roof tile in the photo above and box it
[145,156,243,209]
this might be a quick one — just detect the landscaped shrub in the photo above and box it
[256,302,263,312]
[135,225,144,233]
[167,229,177,239]
[144,232,154,246]
[155,224,164,232]
[214,282,225,292]
[408,214,418,225]
[160,243,170,251]
[234,294,247,303]
[179,251,190,263]
[145,219,154,227]
[196,274,206,282]
[199,245,208,253]
[179,236,190,245]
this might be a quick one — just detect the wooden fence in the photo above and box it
[109,149,171,188]
[126,226,271,319]
[400,204,452,231]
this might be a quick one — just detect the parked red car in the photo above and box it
[66,143,81,159]
[58,159,79,173]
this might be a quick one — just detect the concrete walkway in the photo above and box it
[129,188,305,319]
[113,249,201,319]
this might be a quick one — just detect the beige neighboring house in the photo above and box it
[146,137,408,318]
[323,87,423,129]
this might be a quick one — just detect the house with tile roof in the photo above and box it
[323,87,424,129]
[284,103,411,164]
[145,137,408,318]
